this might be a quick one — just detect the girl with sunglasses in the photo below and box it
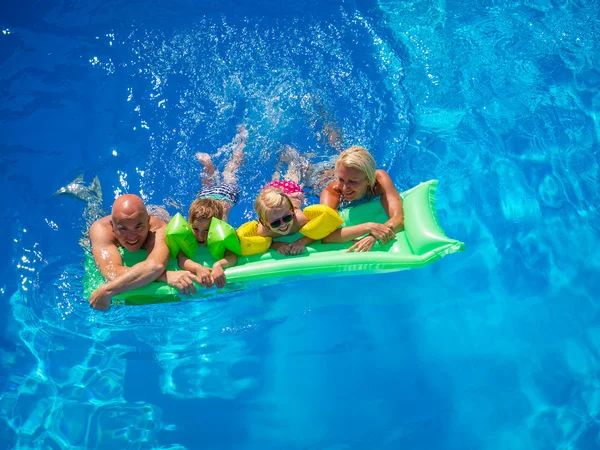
[254,186,313,256]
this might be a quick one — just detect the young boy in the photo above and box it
[178,125,246,287]
[178,198,238,288]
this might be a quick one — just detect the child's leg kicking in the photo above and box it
[222,125,247,186]
[196,152,218,186]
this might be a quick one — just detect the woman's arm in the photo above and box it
[320,181,342,210]
[321,222,392,244]
[376,170,404,232]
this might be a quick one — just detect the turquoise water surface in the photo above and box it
[1,0,599,448]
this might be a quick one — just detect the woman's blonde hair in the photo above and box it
[335,145,376,188]
[188,198,224,224]
[254,187,295,224]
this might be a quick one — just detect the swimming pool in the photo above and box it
[1,0,599,448]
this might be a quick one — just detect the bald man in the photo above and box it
[88,194,196,310]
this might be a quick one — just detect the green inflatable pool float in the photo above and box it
[83,180,465,306]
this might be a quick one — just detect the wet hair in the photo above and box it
[254,187,295,224]
[335,145,377,189]
[188,198,224,224]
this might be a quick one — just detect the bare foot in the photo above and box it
[195,152,215,172]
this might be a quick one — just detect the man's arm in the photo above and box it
[89,223,170,310]
[89,220,130,281]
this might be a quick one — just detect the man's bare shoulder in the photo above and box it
[89,216,115,243]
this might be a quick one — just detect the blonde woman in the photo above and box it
[320,146,404,252]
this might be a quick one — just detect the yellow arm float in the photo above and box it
[236,221,272,256]
[298,204,344,240]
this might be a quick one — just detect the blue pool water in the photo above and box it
[1,0,600,448]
